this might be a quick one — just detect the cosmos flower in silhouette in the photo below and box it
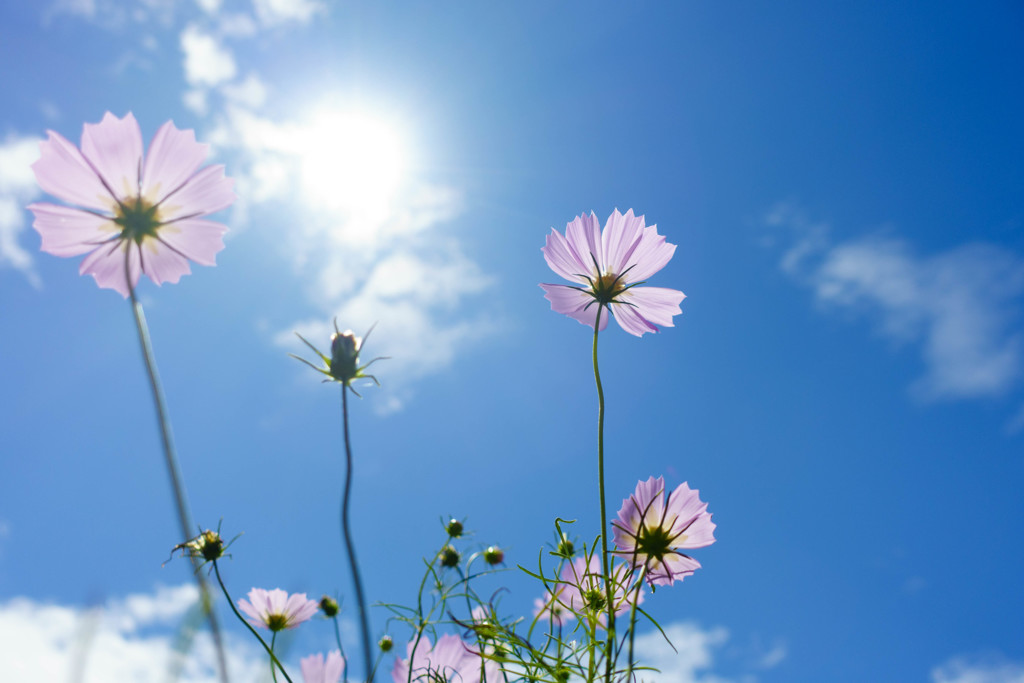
[613,476,716,586]
[540,209,685,336]
[28,111,234,296]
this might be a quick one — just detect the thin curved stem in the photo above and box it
[212,561,293,683]
[341,385,374,683]
[332,616,349,683]
[591,305,615,683]
[126,253,229,683]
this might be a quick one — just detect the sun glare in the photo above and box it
[296,108,408,217]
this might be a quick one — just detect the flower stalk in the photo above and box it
[128,266,229,683]
[341,385,374,683]
[591,304,616,683]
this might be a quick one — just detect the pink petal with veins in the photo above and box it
[27,203,117,257]
[141,120,209,204]
[80,112,143,203]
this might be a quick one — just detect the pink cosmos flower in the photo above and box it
[556,555,643,624]
[613,476,716,587]
[539,209,685,336]
[237,588,319,632]
[391,634,499,683]
[301,650,345,683]
[28,111,234,297]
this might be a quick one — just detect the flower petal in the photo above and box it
[80,112,143,203]
[28,202,119,257]
[78,239,139,298]
[618,286,686,328]
[32,130,117,211]
[610,301,659,337]
[602,208,646,276]
[539,284,609,331]
[564,211,604,273]
[157,164,235,221]
[156,218,228,266]
[624,224,676,282]
[141,120,209,204]
[138,237,193,286]
[648,553,701,586]
[542,227,589,283]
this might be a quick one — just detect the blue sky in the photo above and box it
[1,2,1023,681]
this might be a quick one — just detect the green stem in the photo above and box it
[591,304,615,683]
[332,616,349,683]
[341,386,374,683]
[270,632,279,683]
[212,561,294,683]
[127,262,229,683]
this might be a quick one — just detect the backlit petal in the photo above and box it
[157,164,235,220]
[564,212,604,272]
[28,203,118,257]
[32,131,115,211]
[78,239,139,298]
[80,112,143,203]
[610,301,659,336]
[157,218,228,266]
[540,284,609,331]
[624,224,676,282]
[619,286,686,328]
[602,208,645,275]
[138,237,192,286]
[542,227,589,283]
[141,120,209,204]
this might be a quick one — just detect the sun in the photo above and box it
[296,107,409,217]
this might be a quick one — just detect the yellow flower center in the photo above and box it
[113,197,163,244]
[592,271,626,303]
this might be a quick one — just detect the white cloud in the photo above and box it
[208,103,494,412]
[0,134,43,286]
[0,585,266,682]
[253,0,324,26]
[217,13,259,37]
[932,653,1024,683]
[195,0,221,14]
[770,203,1024,402]
[222,73,268,109]
[630,621,783,683]
[180,24,237,87]
[183,88,209,116]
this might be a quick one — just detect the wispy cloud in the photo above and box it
[0,585,266,682]
[768,203,1024,406]
[932,653,1024,683]
[180,24,237,87]
[252,0,324,26]
[0,134,43,287]
[631,621,786,683]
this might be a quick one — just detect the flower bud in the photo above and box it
[556,534,575,558]
[439,544,461,568]
[445,518,464,538]
[483,546,504,565]
[330,330,360,382]
[319,596,339,617]
[378,635,394,652]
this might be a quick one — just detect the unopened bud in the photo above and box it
[446,519,464,538]
[319,596,339,617]
[330,330,360,382]
[483,546,504,565]
[378,635,394,652]
[439,544,461,568]
[556,534,575,558]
